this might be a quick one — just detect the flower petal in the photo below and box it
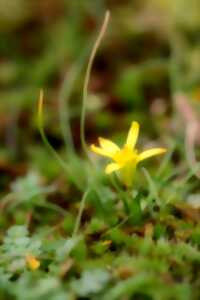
[125,121,140,149]
[26,255,40,270]
[138,148,166,162]
[99,137,120,155]
[105,163,122,174]
[90,144,114,158]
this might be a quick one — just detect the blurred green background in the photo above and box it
[1,1,200,300]
[1,0,200,167]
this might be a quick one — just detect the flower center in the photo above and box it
[113,146,138,166]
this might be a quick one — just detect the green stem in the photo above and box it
[37,92,82,190]
[58,50,89,154]
[110,175,130,215]
[80,11,110,159]
[36,202,68,217]
[72,188,90,237]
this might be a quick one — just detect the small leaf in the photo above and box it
[71,268,110,297]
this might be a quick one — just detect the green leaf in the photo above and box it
[71,268,110,297]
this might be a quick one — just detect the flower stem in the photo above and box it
[80,10,110,159]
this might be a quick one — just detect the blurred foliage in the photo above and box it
[0,0,200,299]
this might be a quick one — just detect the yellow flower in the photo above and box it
[91,121,166,187]
[26,254,40,271]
